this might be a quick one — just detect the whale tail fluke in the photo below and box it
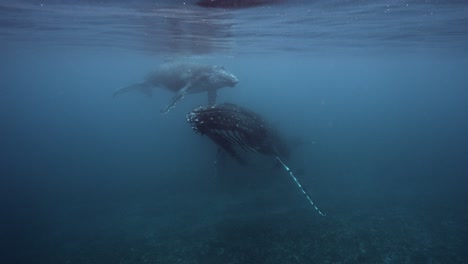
[113,82,152,98]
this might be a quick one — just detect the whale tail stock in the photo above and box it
[113,82,152,98]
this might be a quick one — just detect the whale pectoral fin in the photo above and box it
[275,156,326,217]
[160,83,191,114]
[113,82,152,98]
[208,89,217,105]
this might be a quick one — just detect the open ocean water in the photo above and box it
[1,0,467,263]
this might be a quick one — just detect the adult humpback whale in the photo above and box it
[187,103,326,216]
[113,62,238,114]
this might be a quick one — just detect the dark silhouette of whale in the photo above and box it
[197,0,283,8]
[187,103,326,216]
[113,62,238,114]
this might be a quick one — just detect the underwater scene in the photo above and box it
[1,0,467,263]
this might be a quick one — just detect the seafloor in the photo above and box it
[11,168,467,264]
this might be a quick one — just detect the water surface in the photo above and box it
[1,0,467,263]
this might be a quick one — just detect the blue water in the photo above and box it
[1,0,467,263]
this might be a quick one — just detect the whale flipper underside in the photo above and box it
[113,82,152,97]
[160,83,192,114]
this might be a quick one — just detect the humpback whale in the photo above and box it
[113,62,238,114]
[187,103,326,216]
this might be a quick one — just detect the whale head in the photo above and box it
[187,103,257,134]
[210,66,238,88]
[187,103,280,162]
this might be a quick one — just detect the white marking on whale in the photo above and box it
[113,61,238,114]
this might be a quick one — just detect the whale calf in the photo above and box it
[113,62,238,114]
[187,103,326,216]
